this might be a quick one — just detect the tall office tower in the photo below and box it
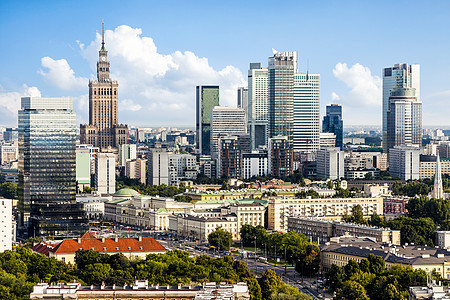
[217,135,250,179]
[386,88,422,152]
[322,104,343,149]
[389,145,420,180]
[248,63,268,150]
[80,22,128,150]
[293,72,320,154]
[210,106,247,160]
[237,87,249,128]
[268,136,293,178]
[433,154,444,199]
[382,63,420,152]
[18,97,87,236]
[95,153,116,194]
[196,85,219,155]
[268,51,297,146]
[316,147,344,180]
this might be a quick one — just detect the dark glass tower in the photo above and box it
[19,97,87,237]
[322,104,343,149]
[196,85,219,155]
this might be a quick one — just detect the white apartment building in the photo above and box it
[126,158,147,184]
[118,144,137,167]
[76,144,99,174]
[293,73,320,155]
[243,151,268,179]
[316,147,344,180]
[95,153,116,194]
[0,198,12,252]
[210,106,247,160]
[147,149,170,185]
[389,145,420,180]
[267,196,383,232]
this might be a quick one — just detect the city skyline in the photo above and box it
[1,1,450,127]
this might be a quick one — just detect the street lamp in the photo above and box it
[284,246,287,275]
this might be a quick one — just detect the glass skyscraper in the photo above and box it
[248,63,268,150]
[18,97,87,236]
[382,63,420,152]
[268,51,297,146]
[196,85,219,155]
[322,104,343,149]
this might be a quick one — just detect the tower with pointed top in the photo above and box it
[433,154,444,199]
[80,22,128,150]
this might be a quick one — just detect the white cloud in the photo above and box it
[332,62,382,124]
[0,85,41,125]
[422,90,450,125]
[39,57,88,90]
[79,25,246,125]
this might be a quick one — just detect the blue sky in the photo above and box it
[1,0,450,127]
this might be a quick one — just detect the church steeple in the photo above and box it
[433,154,444,199]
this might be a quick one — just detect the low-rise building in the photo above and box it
[268,196,383,232]
[321,236,450,279]
[30,281,249,300]
[409,283,450,300]
[31,232,166,264]
[288,216,400,244]
[0,141,18,165]
[383,197,408,215]
[436,231,450,250]
[363,183,390,197]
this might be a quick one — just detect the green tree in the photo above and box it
[325,264,345,291]
[260,269,280,299]
[0,182,17,199]
[208,227,232,251]
[335,280,369,300]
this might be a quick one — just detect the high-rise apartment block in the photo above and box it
[248,63,268,150]
[243,151,268,179]
[210,106,246,160]
[125,158,147,185]
[268,51,297,146]
[75,147,91,192]
[268,136,293,178]
[217,135,251,179]
[316,147,345,180]
[322,104,343,149]
[118,144,137,167]
[389,145,420,180]
[95,153,116,195]
[386,88,422,152]
[196,85,219,155]
[19,97,86,235]
[293,72,320,154]
[382,63,420,152]
[147,149,170,186]
[80,22,128,150]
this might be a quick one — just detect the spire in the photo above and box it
[306,59,309,81]
[433,154,444,199]
[101,20,105,51]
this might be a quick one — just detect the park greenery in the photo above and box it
[0,182,17,199]
[208,227,233,251]
[239,225,320,276]
[326,254,428,300]
[0,245,312,300]
[116,176,189,198]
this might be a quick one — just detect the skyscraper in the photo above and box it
[80,22,128,150]
[268,136,293,178]
[195,85,219,155]
[322,104,343,149]
[237,87,248,129]
[19,97,87,236]
[268,51,297,146]
[210,106,247,160]
[293,72,320,154]
[248,63,268,150]
[386,88,422,152]
[382,63,420,152]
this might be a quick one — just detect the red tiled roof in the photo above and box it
[80,232,97,239]
[31,241,57,256]
[51,236,166,254]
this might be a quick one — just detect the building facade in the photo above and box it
[382,63,420,152]
[210,106,247,160]
[268,51,297,146]
[268,136,293,178]
[248,63,268,150]
[196,85,219,155]
[316,147,344,180]
[243,151,268,179]
[95,153,116,195]
[293,73,320,154]
[322,104,343,149]
[0,142,18,165]
[0,198,12,252]
[119,144,137,167]
[389,145,420,180]
[125,158,147,184]
[80,22,128,150]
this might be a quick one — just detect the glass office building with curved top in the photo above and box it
[19,97,87,236]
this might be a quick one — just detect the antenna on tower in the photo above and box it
[101,19,105,50]
[306,59,309,81]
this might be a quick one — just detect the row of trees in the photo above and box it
[239,225,320,276]
[0,244,311,300]
[116,176,189,198]
[0,182,17,199]
[326,254,428,300]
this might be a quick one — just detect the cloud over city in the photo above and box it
[0,85,41,126]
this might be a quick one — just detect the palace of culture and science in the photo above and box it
[80,22,128,150]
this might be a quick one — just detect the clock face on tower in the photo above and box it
[102,56,106,62]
